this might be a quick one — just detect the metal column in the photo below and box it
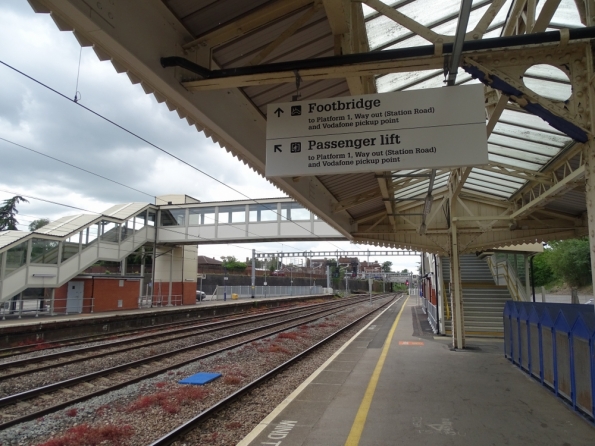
[450,221,465,349]
[585,6,595,305]
[251,249,256,298]
[167,249,173,306]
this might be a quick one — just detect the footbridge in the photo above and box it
[0,196,343,303]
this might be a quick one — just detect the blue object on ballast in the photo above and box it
[178,372,221,385]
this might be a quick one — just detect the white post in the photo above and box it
[168,249,173,306]
[450,221,465,349]
[139,246,145,304]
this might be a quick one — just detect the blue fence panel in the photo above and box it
[504,301,595,422]
[571,313,595,418]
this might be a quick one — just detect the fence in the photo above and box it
[138,295,183,308]
[210,285,325,301]
[503,301,595,421]
[0,297,94,319]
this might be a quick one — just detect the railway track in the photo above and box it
[0,294,392,431]
[0,297,332,358]
[0,295,367,380]
[150,294,402,445]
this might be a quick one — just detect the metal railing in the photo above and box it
[420,295,438,332]
[486,255,527,301]
[0,297,95,319]
[138,295,183,308]
[209,285,325,301]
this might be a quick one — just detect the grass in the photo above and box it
[126,386,208,414]
[36,424,133,446]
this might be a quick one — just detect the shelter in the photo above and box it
[20,0,595,347]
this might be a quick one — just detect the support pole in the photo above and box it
[326,265,330,289]
[139,246,145,305]
[50,288,55,315]
[524,254,530,301]
[251,249,256,298]
[450,221,465,349]
[584,21,595,306]
[168,249,173,306]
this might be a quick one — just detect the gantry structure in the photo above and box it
[25,0,595,346]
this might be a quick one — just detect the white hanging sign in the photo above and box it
[265,84,487,177]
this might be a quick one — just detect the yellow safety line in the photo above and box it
[344,296,409,446]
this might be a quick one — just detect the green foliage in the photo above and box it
[28,218,50,231]
[0,195,28,231]
[401,268,409,273]
[221,255,247,272]
[531,250,555,287]
[382,261,392,272]
[546,238,591,287]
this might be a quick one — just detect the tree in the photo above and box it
[220,256,247,272]
[382,261,392,272]
[401,268,409,274]
[28,218,50,231]
[0,196,28,231]
[546,238,591,287]
[531,250,555,287]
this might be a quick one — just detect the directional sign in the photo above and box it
[265,85,487,177]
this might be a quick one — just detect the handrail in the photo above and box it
[486,255,526,301]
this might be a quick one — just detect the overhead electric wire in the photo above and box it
[0,188,255,254]
[0,60,346,252]
[0,137,304,252]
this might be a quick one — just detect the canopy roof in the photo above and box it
[28,0,593,253]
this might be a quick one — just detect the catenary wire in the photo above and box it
[0,137,306,252]
[0,60,347,252]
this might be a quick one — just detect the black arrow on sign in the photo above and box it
[274,108,284,117]
[274,145,282,153]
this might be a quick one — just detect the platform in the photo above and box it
[240,296,595,446]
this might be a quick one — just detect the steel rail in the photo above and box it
[0,296,364,376]
[149,294,403,446]
[0,294,392,430]
[0,296,337,358]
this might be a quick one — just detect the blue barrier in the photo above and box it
[504,301,595,421]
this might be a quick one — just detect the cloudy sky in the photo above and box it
[0,0,418,272]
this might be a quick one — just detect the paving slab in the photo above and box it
[240,296,595,446]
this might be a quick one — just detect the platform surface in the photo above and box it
[240,296,595,446]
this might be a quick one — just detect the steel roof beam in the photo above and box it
[168,27,595,90]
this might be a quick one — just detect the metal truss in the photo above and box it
[255,249,420,258]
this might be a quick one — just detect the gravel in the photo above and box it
[0,295,395,446]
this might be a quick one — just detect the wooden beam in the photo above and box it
[248,3,322,66]
[333,187,382,213]
[183,0,314,50]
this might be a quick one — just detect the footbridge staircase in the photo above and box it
[442,254,513,337]
[0,197,344,303]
